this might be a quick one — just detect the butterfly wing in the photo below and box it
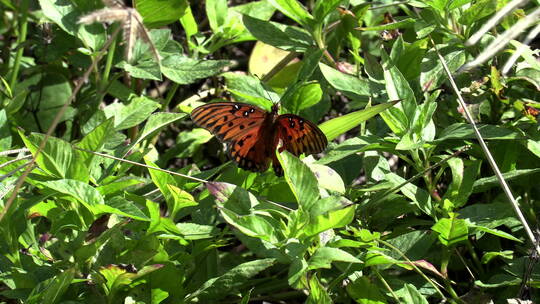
[273,114,328,175]
[191,102,274,172]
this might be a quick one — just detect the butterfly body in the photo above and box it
[191,102,327,176]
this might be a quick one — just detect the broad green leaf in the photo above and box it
[39,179,104,213]
[278,151,319,212]
[144,158,182,218]
[41,267,76,304]
[188,259,276,301]
[319,62,371,98]
[161,55,231,84]
[220,209,280,243]
[459,0,497,26]
[386,172,433,216]
[308,247,362,270]
[317,136,390,165]
[397,283,429,304]
[222,72,276,109]
[106,196,150,221]
[282,82,322,113]
[459,202,521,230]
[472,168,540,193]
[242,15,314,52]
[288,258,308,287]
[146,199,183,235]
[431,215,468,247]
[435,123,526,142]
[38,0,106,50]
[206,0,228,31]
[13,72,75,132]
[381,50,416,135]
[20,132,88,181]
[318,100,399,142]
[469,224,522,242]
[358,18,415,31]
[420,45,466,91]
[307,164,345,193]
[313,0,341,21]
[0,109,11,150]
[268,0,314,28]
[306,275,332,304]
[96,178,144,196]
[129,112,188,151]
[481,250,513,264]
[443,158,481,208]
[135,0,188,28]
[297,48,324,81]
[180,5,198,41]
[103,96,160,130]
[77,118,116,165]
[176,223,219,240]
[304,205,355,237]
[118,61,162,81]
[346,277,386,304]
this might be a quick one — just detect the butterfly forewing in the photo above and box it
[191,102,266,141]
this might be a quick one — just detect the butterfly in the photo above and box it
[191,102,327,176]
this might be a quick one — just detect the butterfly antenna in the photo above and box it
[253,74,277,105]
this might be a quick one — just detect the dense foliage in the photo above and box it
[1,0,539,303]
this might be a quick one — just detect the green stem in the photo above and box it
[9,0,29,89]
[162,82,179,109]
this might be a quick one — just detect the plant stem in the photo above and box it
[8,0,29,90]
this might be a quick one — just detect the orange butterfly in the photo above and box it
[191,102,327,176]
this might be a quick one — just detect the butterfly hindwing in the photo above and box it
[228,126,273,173]
[276,114,327,157]
[191,102,266,142]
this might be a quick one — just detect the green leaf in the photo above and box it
[106,196,150,221]
[381,50,416,135]
[278,151,320,212]
[188,259,276,301]
[41,267,76,304]
[434,123,526,142]
[206,0,228,31]
[346,277,386,304]
[443,158,481,208]
[13,72,75,132]
[386,172,433,216]
[398,283,429,304]
[420,45,466,91]
[103,96,160,130]
[39,179,104,214]
[459,202,521,230]
[317,136,389,165]
[38,0,106,50]
[472,168,540,193]
[358,18,415,31]
[308,247,362,269]
[179,5,198,41]
[282,82,322,113]
[306,275,332,304]
[135,0,188,28]
[313,0,341,21]
[268,0,314,28]
[176,223,219,240]
[459,0,497,26]
[304,205,355,237]
[20,132,88,181]
[431,215,469,247]
[0,109,11,150]
[161,55,231,84]
[319,101,399,142]
[77,118,116,165]
[319,62,371,98]
[118,61,162,81]
[129,112,188,152]
[242,15,314,52]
